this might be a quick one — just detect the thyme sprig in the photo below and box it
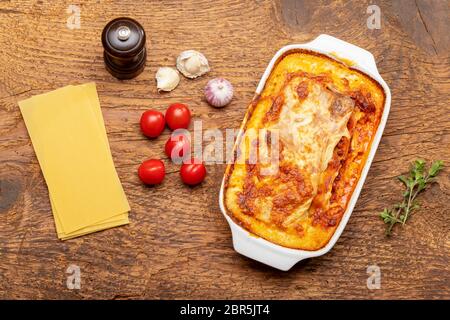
[380,159,444,236]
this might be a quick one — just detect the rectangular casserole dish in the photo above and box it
[219,34,391,271]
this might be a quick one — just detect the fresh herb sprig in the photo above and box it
[380,159,444,236]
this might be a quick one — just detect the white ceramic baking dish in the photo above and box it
[218,34,391,271]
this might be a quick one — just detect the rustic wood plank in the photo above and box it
[0,0,449,299]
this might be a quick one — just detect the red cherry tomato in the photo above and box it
[180,159,206,186]
[165,103,191,130]
[138,159,165,185]
[165,133,191,161]
[140,110,165,138]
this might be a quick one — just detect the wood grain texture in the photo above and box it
[0,0,449,299]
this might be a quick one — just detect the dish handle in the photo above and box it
[307,34,380,77]
[228,222,303,271]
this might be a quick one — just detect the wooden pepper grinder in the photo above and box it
[101,17,147,79]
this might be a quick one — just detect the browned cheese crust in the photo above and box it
[224,50,385,250]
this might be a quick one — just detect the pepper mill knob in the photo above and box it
[101,17,147,80]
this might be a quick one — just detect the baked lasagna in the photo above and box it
[224,50,385,250]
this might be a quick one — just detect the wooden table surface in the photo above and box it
[0,0,449,299]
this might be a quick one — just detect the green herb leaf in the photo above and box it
[398,175,408,186]
[429,160,444,178]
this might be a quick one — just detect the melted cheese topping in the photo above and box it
[224,50,385,250]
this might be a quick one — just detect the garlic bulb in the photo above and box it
[155,67,180,92]
[204,78,233,108]
[176,50,210,78]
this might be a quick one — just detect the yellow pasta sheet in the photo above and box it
[19,83,130,240]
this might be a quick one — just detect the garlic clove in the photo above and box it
[204,78,234,108]
[156,67,180,92]
[176,50,210,79]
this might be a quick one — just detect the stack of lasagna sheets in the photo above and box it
[19,83,130,240]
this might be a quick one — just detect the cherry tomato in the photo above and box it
[140,110,165,138]
[180,159,206,186]
[165,103,191,130]
[138,159,165,185]
[165,133,191,162]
